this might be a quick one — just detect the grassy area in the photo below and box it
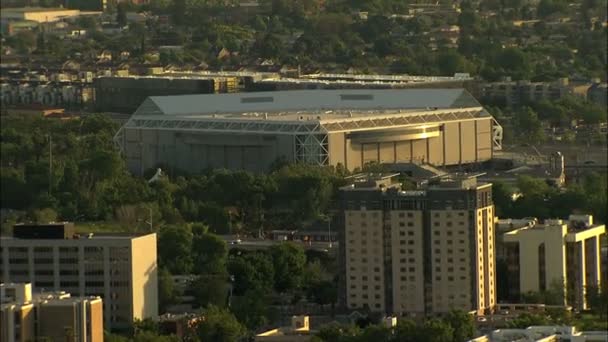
[74,222,134,234]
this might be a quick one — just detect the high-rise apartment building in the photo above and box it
[1,282,103,342]
[497,215,605,310]
[338,173,495,316]
[0,223,158,330]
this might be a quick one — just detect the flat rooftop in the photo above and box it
[0,232,154,240]
[1,7,79,13]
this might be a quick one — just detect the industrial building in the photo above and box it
[337,173,496,316]
[0,223,158,330]
[1,283,103,342]
[114,89,503,174]
[94,75,239,113]
[496,215,605,310]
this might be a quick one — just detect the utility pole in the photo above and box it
[48,134,52,195]
[328,216,332,249]
[144,207,153,231]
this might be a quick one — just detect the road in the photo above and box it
[220,236,338,253]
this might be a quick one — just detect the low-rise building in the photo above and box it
[469,326,608,342]
[1,282,103,342]
[0,7,82,23]
[159,313,203,340]
[256,315,312,342]
[496,215,605,309]
[0,223,158,330]
[480,78,590,107]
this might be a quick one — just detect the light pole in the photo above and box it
[328,218,332,248]
[321,214,332,249]
[228,275,235,308]
[48,134,52,195]
[144,207,153,231]
[137,206,153,232]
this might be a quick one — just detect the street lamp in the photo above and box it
[227,275,235,308]
[136,206,153,232]
[320,214,332,249]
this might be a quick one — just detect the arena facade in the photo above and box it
[114,89,503,174]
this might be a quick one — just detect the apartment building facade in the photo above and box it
[1,283,103,342]
[480,78,589,107]
[497,215,605,310]
[338,174,496,316]
[0,223,158,330]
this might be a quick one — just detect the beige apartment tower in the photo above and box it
[0,223,158,330]
[339,174,496,316]
[499,215,605,309]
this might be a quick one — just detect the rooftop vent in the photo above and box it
[241,96,274,103]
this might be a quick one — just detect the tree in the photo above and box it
[444,310,475,342]
[116,2,128,27]
[357,324,392,342]
[492,181,515,217]
[192,232,228,275]
[196,306,246,342]
[191,274,228,308]
[496,48,531,80]
[158,225,193,274]
[313,322,361,342]
[231,289,275,330]
[227,252,274,296]
[586,283,608,319]
[436,50,469,76]
[507,313,550,328]
[270,242,306,292]
[172,0,186,25]
[307,280,337,307]
[392,319,418,342]
[512,107,545,144]
[158,268,178,314]
[418,319,454,342]
[104,332,130,342]
[133,331,179,342]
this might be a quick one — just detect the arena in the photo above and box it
[114,89,503,174]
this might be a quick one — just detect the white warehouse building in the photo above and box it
[114,89,503,174]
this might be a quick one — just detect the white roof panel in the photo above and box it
[140,89,479,116]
